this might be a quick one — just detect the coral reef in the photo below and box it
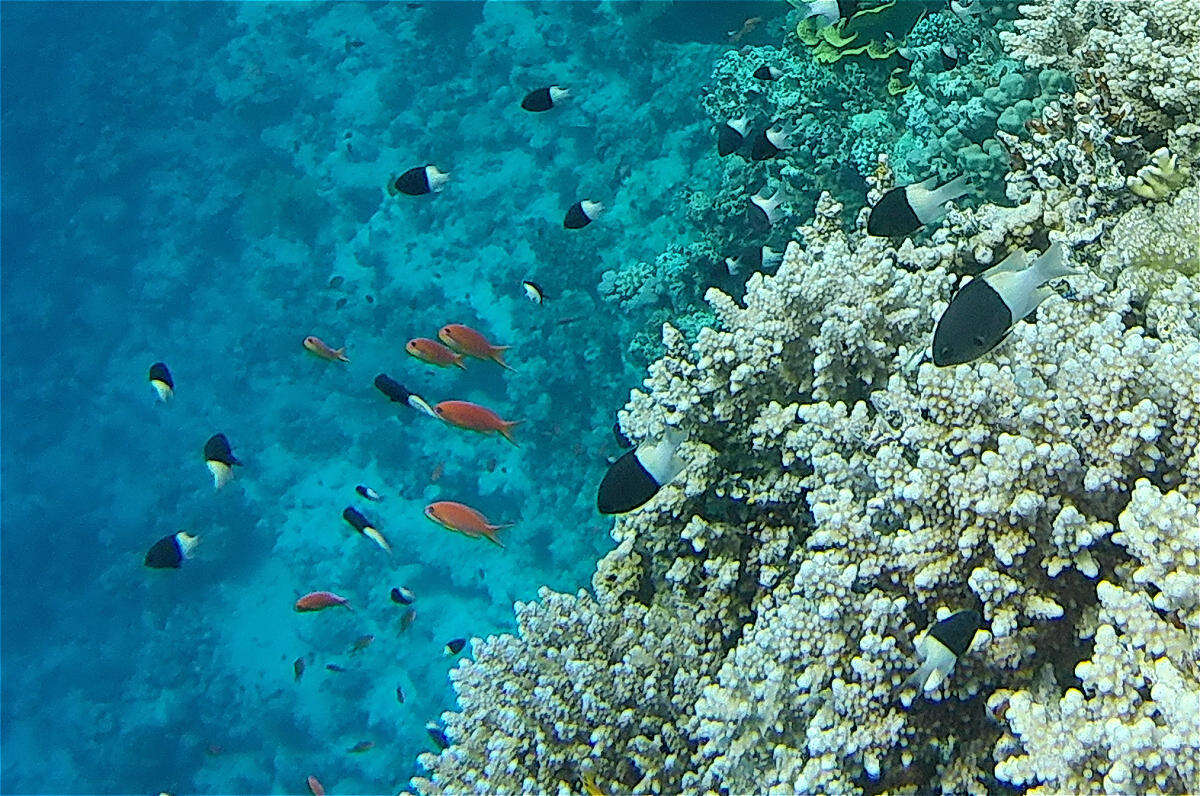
[415,1,1200,793]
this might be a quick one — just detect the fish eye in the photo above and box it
[972,336,985,346]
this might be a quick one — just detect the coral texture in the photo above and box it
[414,1,1200,793]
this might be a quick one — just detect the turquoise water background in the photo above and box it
[0,2,784,792]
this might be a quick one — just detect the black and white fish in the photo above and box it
[426,722,450,750]
[144,531,199,569]
[752,64,782,81]
[148,362,174,402]
[866,174,971,238]
[800,0,858,26]
[597,428,687,514]
[521,85,569,112]
[443,638,467,656]
[932,243,1077,367]
[374,373,437,418]
[901,609,982,705]
[387,164,449,196]
[343,506,391,553]
[750,124,792,161]
[355,484,383,501]
[941,43,959,70]
[204,433,241,490]
[564,199,604,229]
[950,0,984,17]
[521,280,546,304]
[748,188,787,229]
[717,116,751,157]
[390,585,415,605]
[725,245,784,276]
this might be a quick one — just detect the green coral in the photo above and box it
[797,0,932,64]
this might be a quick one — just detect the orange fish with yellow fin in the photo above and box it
[438,324,513,371]
[303,336,349,363]
[425,501,512,547]
[434,400,520,445]
[407,337,466,369]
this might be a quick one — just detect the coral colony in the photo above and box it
[416,1,1200,793]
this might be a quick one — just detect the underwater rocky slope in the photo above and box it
[414,0,1200,793]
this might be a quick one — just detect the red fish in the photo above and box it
[425,501,512,547]
[438,324,513,370]
[303,336,349,363]
[406,337,466,369]
[294,591,353,612]
[307,775,325,796]
[434,400,520,445]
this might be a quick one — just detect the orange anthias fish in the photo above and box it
[425,501,512,548]
[406,337,466,369]
[438,324,513,370]
[307,774,325,796]
[294,591,354,612]
[434,400,520,445]
[303,336,349,363]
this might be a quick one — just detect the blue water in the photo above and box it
[0,2,785,792]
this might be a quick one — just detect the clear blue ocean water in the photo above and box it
[1,2,781,792]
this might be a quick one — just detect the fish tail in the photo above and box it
[491,347,515,371]
[1030,242,1080,283]
[499,421,522,446]
[932,173,972,205]
[453,354,468,370]
[335,348,350,363]
[482,526,508,548]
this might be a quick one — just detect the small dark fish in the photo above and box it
[336,297,347,309]
[564,199,603,229]
[328,275,345,288]
[444,638,467,656]
[932,243,1076,367]
[344,38,365,51]
[598,429,687,515]
[326,663,347,673]
[348,740,374,753]
[390,586,415,605]
[725,246,783,276]
[400,607,416,632]
[750,124,792,161]
[521,85,569,112]
[748,188,785,229]
[387,165,448,197]
[343,506,391,553]
[204,433,241,490]
[293,657,305,682]
[426,722,450,750]
[356,484,382,501]
[866,174,970,238]
[144,531,199,569]
[349,634,375,654]
[148,362,174,402]
[941,43,959,70]
[396,686,406,704]
[752,64,781,81]
[903,609,983,702]
[717,116,750,157]
[374,373,437,418]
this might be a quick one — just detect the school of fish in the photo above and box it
[134,2,1084,789]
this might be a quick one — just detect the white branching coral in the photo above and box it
[1001,0,1200,134]
[413,2,1200,793]
[990,481,1200,795]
